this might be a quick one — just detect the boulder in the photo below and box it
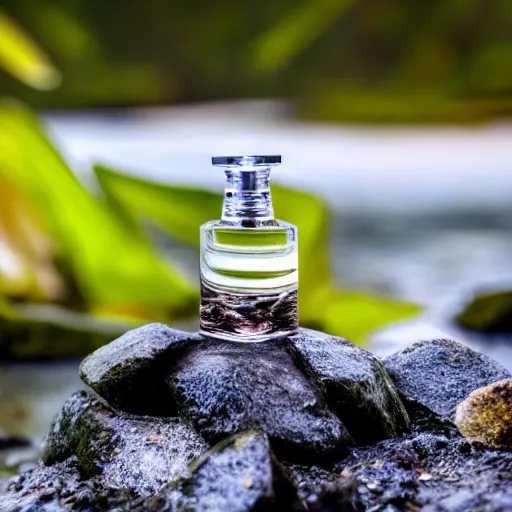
[284,328,409,444]
[454,379,512,449]
[141,430,303,512]
[42,390,208,496]
[167,338,352,463]
[80,323,201,414]
[383,339,511,419]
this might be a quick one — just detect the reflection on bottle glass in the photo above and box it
[200,155,298,342]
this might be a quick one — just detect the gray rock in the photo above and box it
[167,338,352,463]
[285,328,409,444]
[383,339,511,419]
[80,323,201,414]
[142,430,303,512]
[42,390,208,496]
[0,458,134,511]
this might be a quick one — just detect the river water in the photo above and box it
[1,100,511,443]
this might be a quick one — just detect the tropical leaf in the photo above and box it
[0,10,61,90]
[94,164,420,342]
[95,165,222,246]
[94,165,331,320]
[0,102,196,317]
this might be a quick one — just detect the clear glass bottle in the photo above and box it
[200,155,298,342]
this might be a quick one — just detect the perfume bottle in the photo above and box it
[200,155,298,342]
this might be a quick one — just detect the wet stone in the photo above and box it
[140,430,304,512]
[284,328,409,444]
[0,458,134,511]
[166,337,352,463]
[79,323,201,414]
[41,390,208,497]
[383,339,511,420]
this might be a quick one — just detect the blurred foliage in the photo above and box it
[0,7,421,356]
[0,0,511,122]
[0,10,60,90]
[0,103,419,356]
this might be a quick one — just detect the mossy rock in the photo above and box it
[456,290,512,334]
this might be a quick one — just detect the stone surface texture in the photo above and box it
[167,338,351,462]
[42,390,208,496]
[455,379,512,449]
[285,328,409,444]
[140,431,303,512]
[80,323,201,414]
[383,338,511,418]
[0,458,134,511]
[2,327,512,511]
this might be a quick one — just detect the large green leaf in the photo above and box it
[95,166,331,320]
[95,165,222,246]
[0,102,196,316]
[94,164,420,342]
[0,10,61,90]
[272,184,332,323]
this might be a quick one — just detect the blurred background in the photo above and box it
[0,0,511,475]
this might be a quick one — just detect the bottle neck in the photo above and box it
[221,167,275,225]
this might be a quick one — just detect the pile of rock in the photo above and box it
[1,324,511,511]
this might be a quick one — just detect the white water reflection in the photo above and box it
[44,100,512,212]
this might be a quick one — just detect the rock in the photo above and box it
[80,323,201,414]
[383,339,511,419]
[284,328,409,444]
[0,458,134,511]
[141,430,303,512]
[42,390,208,496]
[454,379,512,449]
[0,431,31,451]
[6,325,512,510]
[167,338,352,463]
[308,428,512,511]
[456,289,512,334]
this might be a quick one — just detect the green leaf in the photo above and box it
[0,10,61,90]
[272,184,332,322]
[94,165,331,321]
[0,102,196,316]
[253,0,357,71]
[95,164,222,246]
[321,291,421,345]
[94,164,420,343]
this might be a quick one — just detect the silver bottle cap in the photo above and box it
[212,155,281,167]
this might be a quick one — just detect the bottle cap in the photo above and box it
[212,155,281,167]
